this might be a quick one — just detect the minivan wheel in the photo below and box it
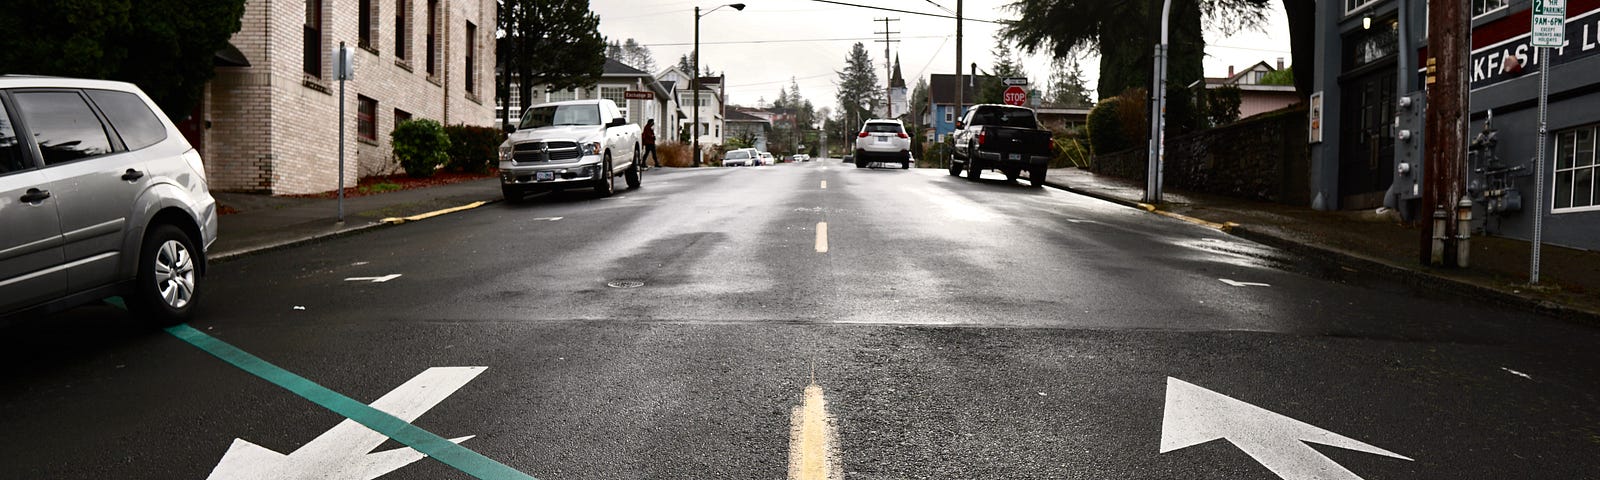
[595,155,615,197]
[127,224,200,326]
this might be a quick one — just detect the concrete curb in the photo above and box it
[1041,178,1600,325]
[211,197,502,263]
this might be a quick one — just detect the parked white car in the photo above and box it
[722,148,757,167]
[497,99,642,201]
[757,151,775,166]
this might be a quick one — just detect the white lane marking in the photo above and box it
[207,367,486,480]
[1219,278,1271,287]
[1501,367,1533,380]
[1161,377,1412,480]
[529,216,563,221]
[815,222,828,253]
[345,274,402,283]
[821,181,827,189]
[787,384,841,480]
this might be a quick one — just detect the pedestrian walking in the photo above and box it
[641,119,659,169]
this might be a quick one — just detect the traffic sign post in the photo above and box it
[1002,85,1028,106]
[1530,0,1564,284]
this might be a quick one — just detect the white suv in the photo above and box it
[853,119,912,169]
[0,76,218,325]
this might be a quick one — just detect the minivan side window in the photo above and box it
[12,91,112,165]
[87,90,167,151]
[0,105,27,175]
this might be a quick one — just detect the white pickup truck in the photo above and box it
[497,99,642,201]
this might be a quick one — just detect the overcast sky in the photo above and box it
[588,0,1293,110]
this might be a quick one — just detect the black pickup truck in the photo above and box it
[949,104,1055,186]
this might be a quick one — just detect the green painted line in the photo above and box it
[160,322,536,480]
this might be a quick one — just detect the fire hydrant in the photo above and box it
[1457,195,1473,268]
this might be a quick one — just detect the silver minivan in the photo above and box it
[0,76,218,325]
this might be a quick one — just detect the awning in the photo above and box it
[214,42,250,67]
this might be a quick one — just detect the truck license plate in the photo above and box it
[876,136,887,143]
[536,171,555,182]
[1007,153,1022,161]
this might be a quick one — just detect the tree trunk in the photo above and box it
[1281,0,1316,100]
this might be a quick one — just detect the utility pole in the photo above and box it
[1421,0,1470,266]
[874,17,900,117]
[954,0,963,133]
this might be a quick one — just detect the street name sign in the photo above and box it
[1160,377,1412,480]
[207,367,485,480]
[1002,77,1029,86]
[1532,0,1566,47]
[624,90,654,100]
[1003,86,1028,106]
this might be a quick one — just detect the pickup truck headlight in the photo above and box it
[498,144,513,162]
[581,142,603,156]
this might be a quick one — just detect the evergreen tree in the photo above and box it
[835,42,882,132]
[1046,55,1094,108]
[978,38,1028,104]
[1002,0,1271,100]
[499,0,607,129]
[0,0,248,120]
[621,38,655,72]
[677,53,694,75]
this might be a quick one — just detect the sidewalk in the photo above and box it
[209,178,503,260]
[1040,167,1600,323]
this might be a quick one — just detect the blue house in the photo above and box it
[924,74,990,143]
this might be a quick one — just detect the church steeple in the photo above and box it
[891,55,906,88]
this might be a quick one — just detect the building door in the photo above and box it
[1338,69,1395,209]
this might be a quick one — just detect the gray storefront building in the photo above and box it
[1311,0,1600,250]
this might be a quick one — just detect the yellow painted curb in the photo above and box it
[380,201,487,225]
[1136,203,1239,233]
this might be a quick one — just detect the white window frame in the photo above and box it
[1472,0,1508,19]
[1553,125,1600,213]
[547,87,576,102]
[944,108,954,124]
[1345,0,1378,16]
[600,86,627,119]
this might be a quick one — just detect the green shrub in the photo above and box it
[392,119,451,178]
[1087,97,1127,156]
[444,124,504,174]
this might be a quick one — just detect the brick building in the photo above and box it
[188,0,496,195]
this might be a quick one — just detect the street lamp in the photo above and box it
[693,3,745,166]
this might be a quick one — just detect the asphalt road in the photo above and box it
[3,160,1598,479]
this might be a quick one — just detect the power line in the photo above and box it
[921,0,956,16]
[641,35,945,47]
[726,72,837,88]
[803,0,1010,25]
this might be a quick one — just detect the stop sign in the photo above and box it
[1003,85,1028,106]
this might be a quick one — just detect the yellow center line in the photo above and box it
[788,384,840,480]
[815,222,828,253]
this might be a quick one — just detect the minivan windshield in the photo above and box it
[519,104,601,129]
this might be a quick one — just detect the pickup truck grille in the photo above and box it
[511,141,581,162]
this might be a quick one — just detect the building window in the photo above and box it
[548,88,577,102]
[1473,0,1507,17]
[425,0,438,76]
[944,108,954,124]
[600,86,626,118]
[394,0,408,59]
[1345,0,1378,15]
[358,96,377,141]
[1554,126,1598,212]
[358,0,373,49]
[394,108,411,129]
[304,0,323,77]
[465,22,477,93]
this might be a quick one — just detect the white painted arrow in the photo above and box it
[207,366,486,480]
[345,274,402,283]
[1160,377,1412,480]
[1219,278,1271,287]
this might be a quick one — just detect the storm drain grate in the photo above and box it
[606,280,646,289]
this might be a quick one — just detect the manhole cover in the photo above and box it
[606,280,646,289]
